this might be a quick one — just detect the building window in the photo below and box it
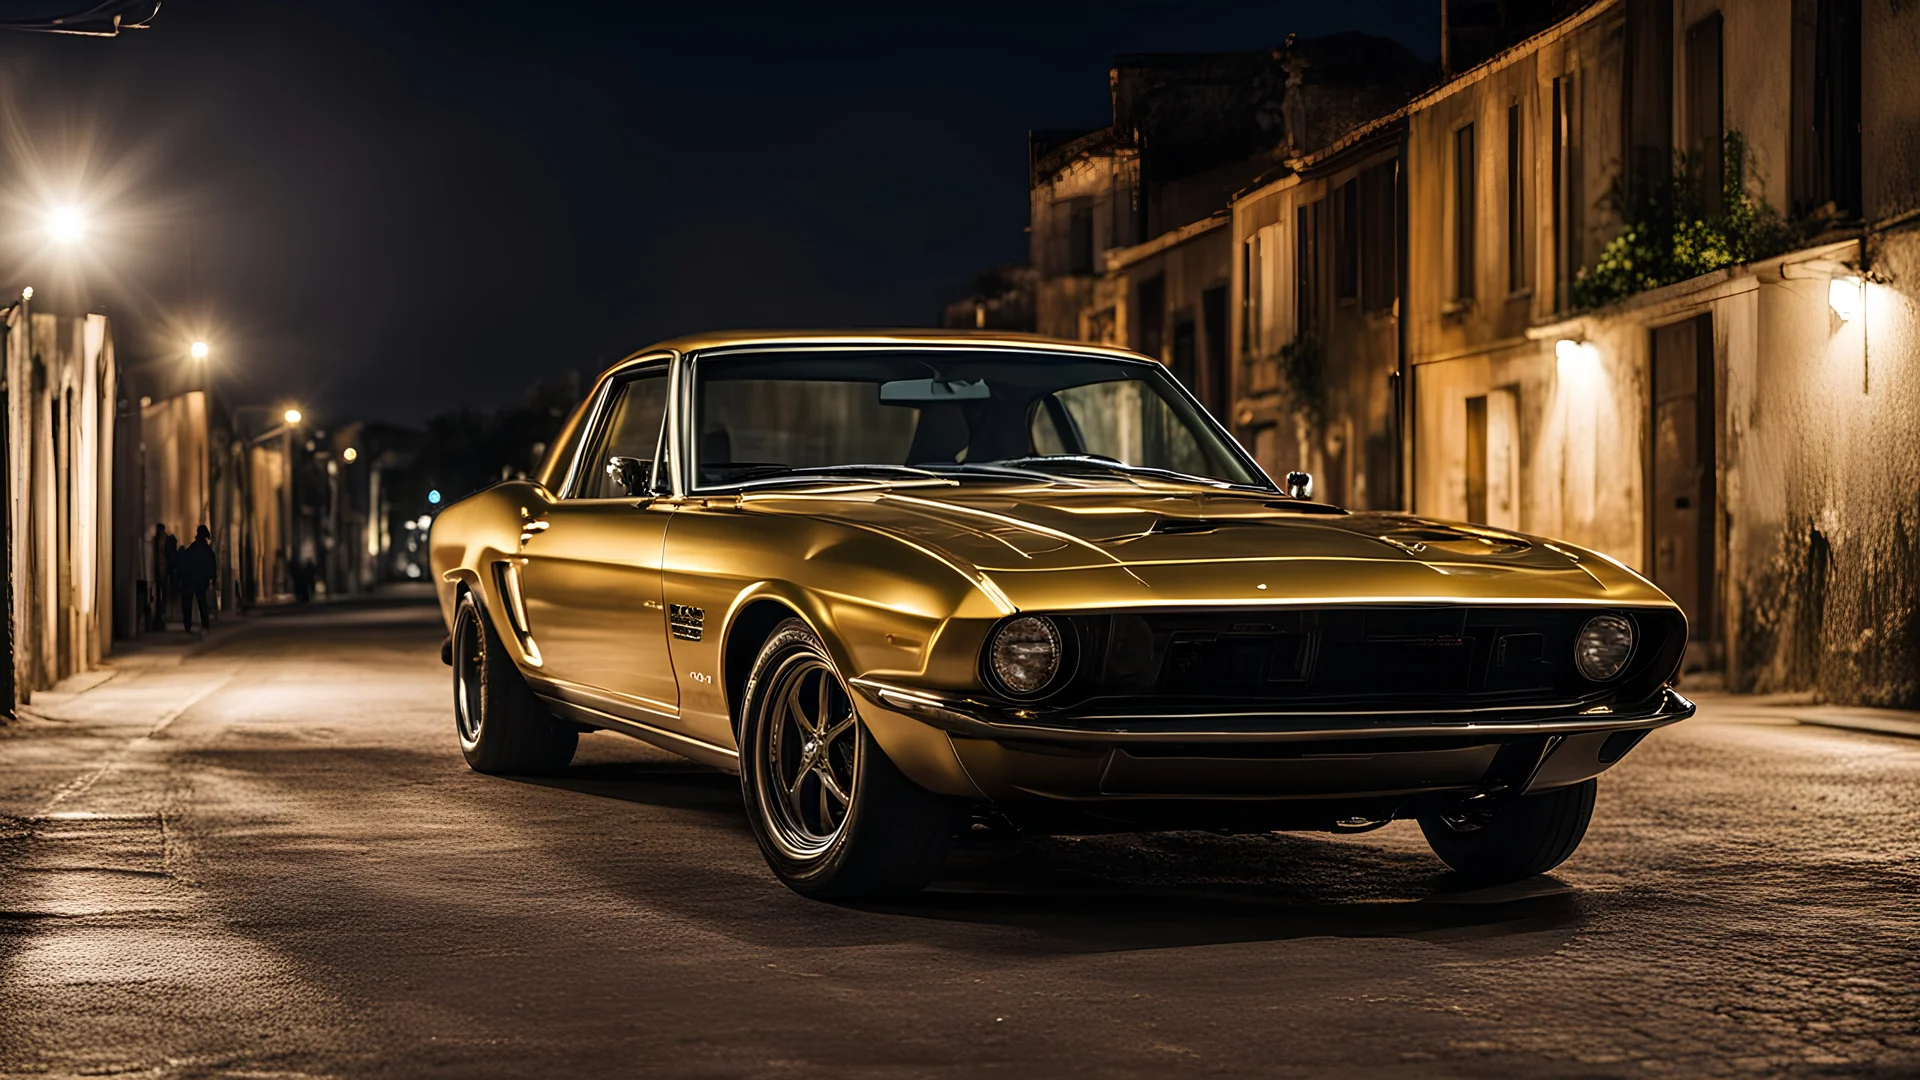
[1686,12,1724,216]
[1295,202,1320,336]
[1201,285,1228,416]
[1170,313,1197,394]
[1243,233,1261,357]
[1507,103,1525,292]
[1334,179,1359,301]
[1067,198,1095,274]
[1454,123,1477,301]
[1551,75,1569,311]
[1465,387,1520,527]
[1792,0,1862,218]
[1136,273,1166,359]
[1359,160,1397,313]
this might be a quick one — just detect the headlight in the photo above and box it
[1574,614,1636,681]
[988,615,1063,695]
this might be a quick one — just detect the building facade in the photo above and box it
[1033,39,1431,418]
[1228,0,1917,705]
[1,300,120,703]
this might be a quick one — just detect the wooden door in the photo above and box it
[1650,315,1716,652]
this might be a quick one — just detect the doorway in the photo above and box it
[1649,314,1717,667]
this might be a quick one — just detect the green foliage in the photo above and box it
[1573,132,1818,309]
[1278,334,1327,427]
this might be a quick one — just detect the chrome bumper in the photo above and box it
[850,679,1696,746]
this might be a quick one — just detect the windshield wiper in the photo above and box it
[723,463,955,487]
[924,461,1106,486]
[984,455,1274,493]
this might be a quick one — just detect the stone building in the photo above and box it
[1229,0,1918,705]
[1030,38,1431,417]
[1,297,121,704]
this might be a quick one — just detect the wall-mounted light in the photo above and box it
[1829,275,1864,321]
[1555,337,1600,375]
[190,340,209,360]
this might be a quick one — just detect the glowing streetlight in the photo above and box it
[190,340,210,360]
[342,447,358,464]
[283,408,302,425]
[46,205,87,245]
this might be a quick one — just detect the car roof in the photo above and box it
[614,329,1154,368]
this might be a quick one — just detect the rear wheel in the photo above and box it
[738,619,958,899]
[452,590,577,773]
[1418,778,1596,881]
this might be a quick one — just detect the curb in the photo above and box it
[1787,711,1920,741]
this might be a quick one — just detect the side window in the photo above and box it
[570,370,671,498]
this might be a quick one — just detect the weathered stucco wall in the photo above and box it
[1724,234,1920,705]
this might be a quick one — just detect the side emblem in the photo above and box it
[669,604,705,641]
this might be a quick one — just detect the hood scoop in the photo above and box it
[1378,524,1532,557]
[1147,517,1236,536]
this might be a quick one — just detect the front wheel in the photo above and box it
[1418,778,1596,882]
[452,590,577,774]
[738,619,958,899]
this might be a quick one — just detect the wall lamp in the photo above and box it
[1828,275,1864,321]
[1555,337,1600,370]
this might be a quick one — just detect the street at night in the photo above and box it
[2,596,1914,1078]
[4,2,1920,1076]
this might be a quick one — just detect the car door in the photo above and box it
[516,362,680,716]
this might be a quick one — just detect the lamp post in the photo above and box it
[233,404,306,607]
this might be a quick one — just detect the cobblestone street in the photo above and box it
[1,597,1915,1078]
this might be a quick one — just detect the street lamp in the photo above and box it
[283,408,302,425]
[46,205,87,245]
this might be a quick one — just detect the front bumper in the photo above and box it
[850,679,1695,746]
[848,680,1694,816]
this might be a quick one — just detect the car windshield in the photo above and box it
[690,348,1269,490]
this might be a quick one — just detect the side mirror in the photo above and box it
[606,456,651,496]
[1285,470,1314,499]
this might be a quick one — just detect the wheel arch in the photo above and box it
[721,595,810,736]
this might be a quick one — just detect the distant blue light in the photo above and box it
[428,489,441,505]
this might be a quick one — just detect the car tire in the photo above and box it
[451,589,577,774]
[738,618,959,899]
[1418,778,1596,881]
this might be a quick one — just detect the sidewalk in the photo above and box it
[1687,690,1920,740]
[11,583,439,724]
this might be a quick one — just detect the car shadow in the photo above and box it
[506,757,1584,954]
[856,833,1580,950]
[509,760,751,824]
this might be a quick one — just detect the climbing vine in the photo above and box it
[1278,334,1327,427]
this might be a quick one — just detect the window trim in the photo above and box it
[558,356,675,501]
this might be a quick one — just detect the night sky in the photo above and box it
[0,1,1436,427]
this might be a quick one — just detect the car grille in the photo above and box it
[1043,605,1685,714]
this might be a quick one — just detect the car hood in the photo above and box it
[733,483,1671,611]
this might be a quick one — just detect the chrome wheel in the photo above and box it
[453,604,485,746]
[754,653,861,859]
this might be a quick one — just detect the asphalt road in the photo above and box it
[2,597,1916,1079]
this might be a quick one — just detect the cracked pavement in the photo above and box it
[1,597,1916,1078]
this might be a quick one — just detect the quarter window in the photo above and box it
[571,369,670,498]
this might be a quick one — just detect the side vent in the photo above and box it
[670,604,706,641]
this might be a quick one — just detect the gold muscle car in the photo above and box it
[431,331,1693,898]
